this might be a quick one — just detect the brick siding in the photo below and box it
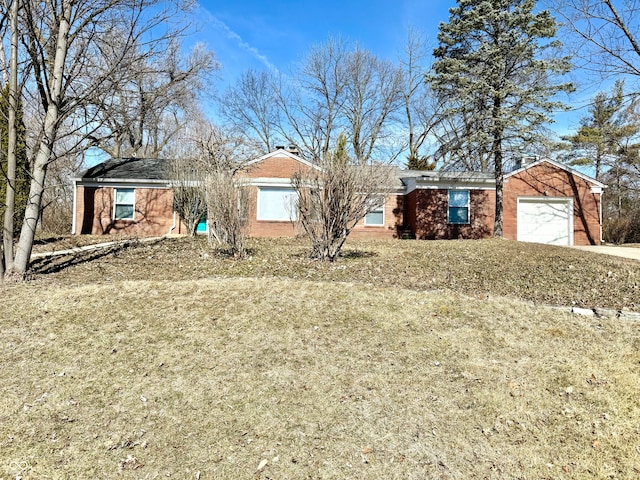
[503,163,601,245]
[76,186,179,236]
[407,189,495,240]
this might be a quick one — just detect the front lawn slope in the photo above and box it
[30,237,640,310]
[2,278,639,478]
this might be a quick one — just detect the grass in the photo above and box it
[28,236,640,310]
[1,236,640,478]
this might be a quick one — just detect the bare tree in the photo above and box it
[2,0,195,278]
[217,68,280,154]
[292,133,394,262]
[278,37,404,164]
[552,0,640,78]
[196,123,251,256]
[87,38,219,159]
[399,28,440,170]
[278,36,350,161]
[166,156,207,237]
[342,47,404,164]
[167,117,252,251]
[2,0,18,275]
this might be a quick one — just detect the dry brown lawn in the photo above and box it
[28,236,640,310]
[1,237,640,478]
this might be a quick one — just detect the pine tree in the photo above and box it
[429,0,573,236]
[406,154,436,170]
[561,80,634,181]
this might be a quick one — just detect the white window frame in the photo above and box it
[114,188,135,220]
[448,189,470,224]
[364,198,385,226]
[257,187,298,221]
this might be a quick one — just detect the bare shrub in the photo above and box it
[604,212,640,244]
[167,157,207,237]
[292,134,394,261]
[205,168,249,257]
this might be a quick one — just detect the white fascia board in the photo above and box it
[77,179,172,189]
[250,177,406,194]
[400,176,495,193]
[414,181,496,190]
[250,177,295,187]
[402,177,418,194]
[517,195,574,202]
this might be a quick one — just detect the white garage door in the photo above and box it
[517,198,573,246]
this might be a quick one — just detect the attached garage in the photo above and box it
[504,160,604,246]
[517,197,573,246]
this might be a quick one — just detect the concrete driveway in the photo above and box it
[573,245,640,261]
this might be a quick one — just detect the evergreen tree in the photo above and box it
[561,80,634,180]
[429,0,573,236]
[0,85,29,237]
[406,154,436,170]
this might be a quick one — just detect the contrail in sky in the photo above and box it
[208,13,278,72]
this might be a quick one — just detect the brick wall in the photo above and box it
[245,155,309,179]
[350,194,405,239]
[242,155,306,238]
[503,163,601,245]
[76,186,177,236]
[407,188,495,240]
[242,155,405,239]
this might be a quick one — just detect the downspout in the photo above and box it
[599,189,604,245]
[167,211,177,235]
[167,184,177,235]
[71,179,77,235]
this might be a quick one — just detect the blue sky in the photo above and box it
[194,1,451,77]
[188,1,618,136]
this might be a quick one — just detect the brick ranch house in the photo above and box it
[72,148,605,246]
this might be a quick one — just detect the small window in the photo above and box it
[448,190,469,224]
[114,188,135,220]
[257,187,298,221]
[365,199,384,226]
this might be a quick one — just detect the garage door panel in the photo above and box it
[517,198,572,246]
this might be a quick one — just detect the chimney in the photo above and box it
[514,154,538,171]
[287,145,299,155]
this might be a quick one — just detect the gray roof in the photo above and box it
[78,156,495,188]
[80,157,171,181]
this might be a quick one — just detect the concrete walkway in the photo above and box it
[573,245,640,261]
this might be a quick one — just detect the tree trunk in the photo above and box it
[12,146,50,274]
[10,0,70,276]
[2,0,19,277]
[494,148,504,238]
[492,103,504,238]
